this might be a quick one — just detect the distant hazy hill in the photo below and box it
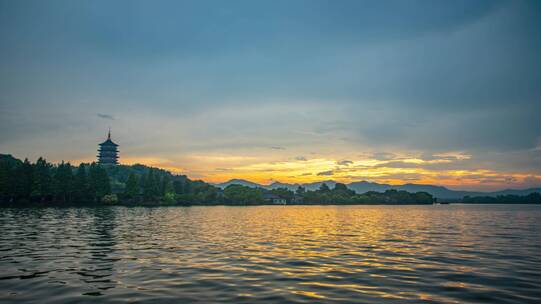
[214,179,264,189]
[214,179,339,191]
[269,180,337,191]
[213,178,541,199]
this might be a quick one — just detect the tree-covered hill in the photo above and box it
[0,154,221,206]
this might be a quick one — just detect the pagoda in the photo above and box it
[97,129,119,165]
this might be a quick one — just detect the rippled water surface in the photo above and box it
[1,205,540,303]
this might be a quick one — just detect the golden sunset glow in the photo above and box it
[114,151,541,191]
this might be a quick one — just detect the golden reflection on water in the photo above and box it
[173,206,446,301]
[0,205,540,303]
[123,205,537,302]
[291,289,327,299]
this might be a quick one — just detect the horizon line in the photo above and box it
[2,152,540,193]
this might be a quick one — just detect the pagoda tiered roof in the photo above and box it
[99,138,118,146]
[97,129,119,165]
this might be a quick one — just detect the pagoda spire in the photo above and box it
[108,127,111,140]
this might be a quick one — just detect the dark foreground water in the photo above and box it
[0,205,540,304]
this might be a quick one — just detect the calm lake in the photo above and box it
[1,205,540,303]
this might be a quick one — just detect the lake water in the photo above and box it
[0,205,540,303]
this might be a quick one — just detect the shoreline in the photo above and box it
[2,202,541,209]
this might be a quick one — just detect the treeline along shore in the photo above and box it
[1,154,539,206]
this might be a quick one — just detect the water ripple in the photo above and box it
[0,205,540,303]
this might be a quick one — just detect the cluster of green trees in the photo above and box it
[222,184,264,205]
[462,193,541,204]
[218,185,304,205]
[118,169,221,205]
[297,183,434,204]
[220,182,435,205]
[0,155,111,205]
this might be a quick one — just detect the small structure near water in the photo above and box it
[263,193,287,205]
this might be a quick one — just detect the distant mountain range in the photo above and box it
[213,179,541,200]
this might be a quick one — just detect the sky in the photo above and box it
[1,0,540,191]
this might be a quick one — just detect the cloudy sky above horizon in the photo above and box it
[1,0,540,191]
